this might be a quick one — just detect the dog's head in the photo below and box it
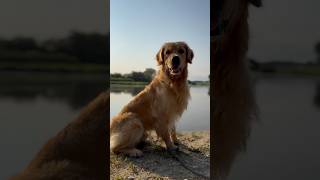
[156,42,193,78]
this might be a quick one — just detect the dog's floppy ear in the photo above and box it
[186,45,194,64]
[156,45,164,65]
[249,0,262,7]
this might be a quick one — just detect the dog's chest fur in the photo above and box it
[151,80,190,125]
[119,74,190,131]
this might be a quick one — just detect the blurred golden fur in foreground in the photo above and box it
[11,92,109,180]
[212,0,262,178]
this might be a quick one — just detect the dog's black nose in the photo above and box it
[172,56,180,67]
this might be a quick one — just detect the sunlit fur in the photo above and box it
[110,42,194,157]
[213,0,261,179]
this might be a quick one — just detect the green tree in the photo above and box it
[8,37,38,51]
[143,68,156,82]
[129,71,146,81]
[315,42,320,64]
[111,73,122,78]
[62,32,109,64]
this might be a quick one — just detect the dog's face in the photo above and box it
[156,42,193,77]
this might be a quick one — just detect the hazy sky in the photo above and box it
[1,0,319,66]
[0,0,107,41]
[110,0,210,81]
[248,0,320,62]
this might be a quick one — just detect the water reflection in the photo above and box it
[217,75,320,180]
[0,72,108,179]
[110,85,210,131]
[110,85,144,96]
[0,72,107,109]
[213,80,257,180]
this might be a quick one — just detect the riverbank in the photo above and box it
[110,80,210,87]
[0,62,107,73]
[253,63,320,76]
[110,131,210,179]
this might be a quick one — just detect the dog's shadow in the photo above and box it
[124,135,210,179]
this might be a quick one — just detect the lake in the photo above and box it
[226,74,320,180]
[1,72,320,179]
[0,72,209,179]
[110,85,210,131]
[0,72,107,179]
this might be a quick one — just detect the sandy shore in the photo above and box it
[110,131,210,180]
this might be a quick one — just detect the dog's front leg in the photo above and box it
[171,126,179,145]
[156,126,178,151]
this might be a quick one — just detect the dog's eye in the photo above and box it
[178,49,184,54]
[165,50,171,55]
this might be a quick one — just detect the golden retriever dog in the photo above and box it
[110,42,194,157]
[212,0,261,179]
[11,92,109,180]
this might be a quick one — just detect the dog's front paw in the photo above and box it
[127,149,143,157]
[173,140,180,146]
[167,145,179,152]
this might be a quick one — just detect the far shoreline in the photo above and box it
[110,80,210,86]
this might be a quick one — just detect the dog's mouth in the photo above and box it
[169,67,181,75]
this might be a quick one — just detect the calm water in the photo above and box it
[227,75,320,180]
[0,72,107,179]
[1,73,320,179]
[110,85,211,131]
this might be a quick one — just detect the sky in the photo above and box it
[0,0,319,66]
[248,0,320,62]
[0,0,107,40]
[110,0,210,81]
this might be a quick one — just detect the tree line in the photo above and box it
[315,42,320,64]
[0,32,109,64]
[111,68,156,82]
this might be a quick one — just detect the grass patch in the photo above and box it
[110,80,210,86]
[188,81,210,86]
[255,66,320,76]
[110,77,134,82]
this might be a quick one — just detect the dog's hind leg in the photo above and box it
[110,114,144,157]
[137,131,149,148]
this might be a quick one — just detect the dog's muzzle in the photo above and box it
[172,56,180,69]
[169,56,181,75]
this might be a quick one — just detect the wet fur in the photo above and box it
[110,42,193,157]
